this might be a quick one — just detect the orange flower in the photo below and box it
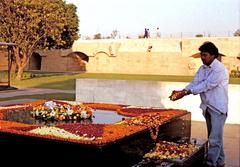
[83,102,126,111]
[24,100,48,106]
[0,120,31,129]
[0,101,189,146]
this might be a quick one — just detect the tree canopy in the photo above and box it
[44,3,79,49]
[0,0,79,79]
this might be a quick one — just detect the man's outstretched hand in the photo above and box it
[169,90,189,101]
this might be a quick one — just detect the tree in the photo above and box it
[195,34,203,37]
[44,3,79,49]
[0,0,78,80]
[110,30,118,39]
[93,33,102,39]
[61,4,79,48]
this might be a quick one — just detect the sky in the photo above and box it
[65,0,240,38]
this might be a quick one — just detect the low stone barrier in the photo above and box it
[76,79,240,124]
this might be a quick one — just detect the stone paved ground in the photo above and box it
[0,88,239,167]
[0,88,74,98]
[191,121,240,167]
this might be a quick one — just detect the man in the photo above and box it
[169,42,228,167]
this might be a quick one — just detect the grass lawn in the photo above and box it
[11,72,240,91]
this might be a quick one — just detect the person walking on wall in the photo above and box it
[156,27,161,38]
[147,28,150,38]
[144,28,148,38]
[169,41,228,167]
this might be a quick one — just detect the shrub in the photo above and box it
[0,71,36,80]
[230,70,240,78]
[195,34,203,37]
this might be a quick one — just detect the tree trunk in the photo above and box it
[16,66,24,80]
[13,47,31,80]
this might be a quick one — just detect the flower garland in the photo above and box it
[117,106,188,117]
[83,102,126,111]
[31,101,93,121]
[29,126,96,141]
[0,120,31,129]
[149,125,159,141]
[56,123,105,138]
[119,110,188,141]
[0,100,190,146]
[144,141,200,160]
[120,113,168,127]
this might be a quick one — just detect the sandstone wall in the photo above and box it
[72,37,240,75]
[181,37,240,57]
[38,49,88,72]
[1,37,240,75]
[0,49,8,71]
[86,52,194,75]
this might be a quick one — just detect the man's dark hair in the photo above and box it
[199,41,219,58]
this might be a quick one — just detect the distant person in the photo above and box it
[156,27,161,38]
[147,29,150,38]
[169,42,228,167]
[144,28,148,38]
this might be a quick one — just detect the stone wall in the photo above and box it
[72,37,240,75]
[37,49,87,72]
[181,37,240,58]
[1,37,240,75]
[0,48,8,71]
[0,48,8,83]
[86,52,193,75]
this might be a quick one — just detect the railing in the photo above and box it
[80,30,238,40]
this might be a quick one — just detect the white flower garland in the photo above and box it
[30,127,95,141]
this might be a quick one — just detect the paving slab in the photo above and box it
[191,121,240,167]
[0,88,74,98]
[0,99,39,106]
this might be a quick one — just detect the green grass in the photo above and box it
[10,73,240,90]
[10,72,240,91]
[11,73,195,90]
[12,73,77,90]
[229,77,240,84]
[0,93,75,101]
